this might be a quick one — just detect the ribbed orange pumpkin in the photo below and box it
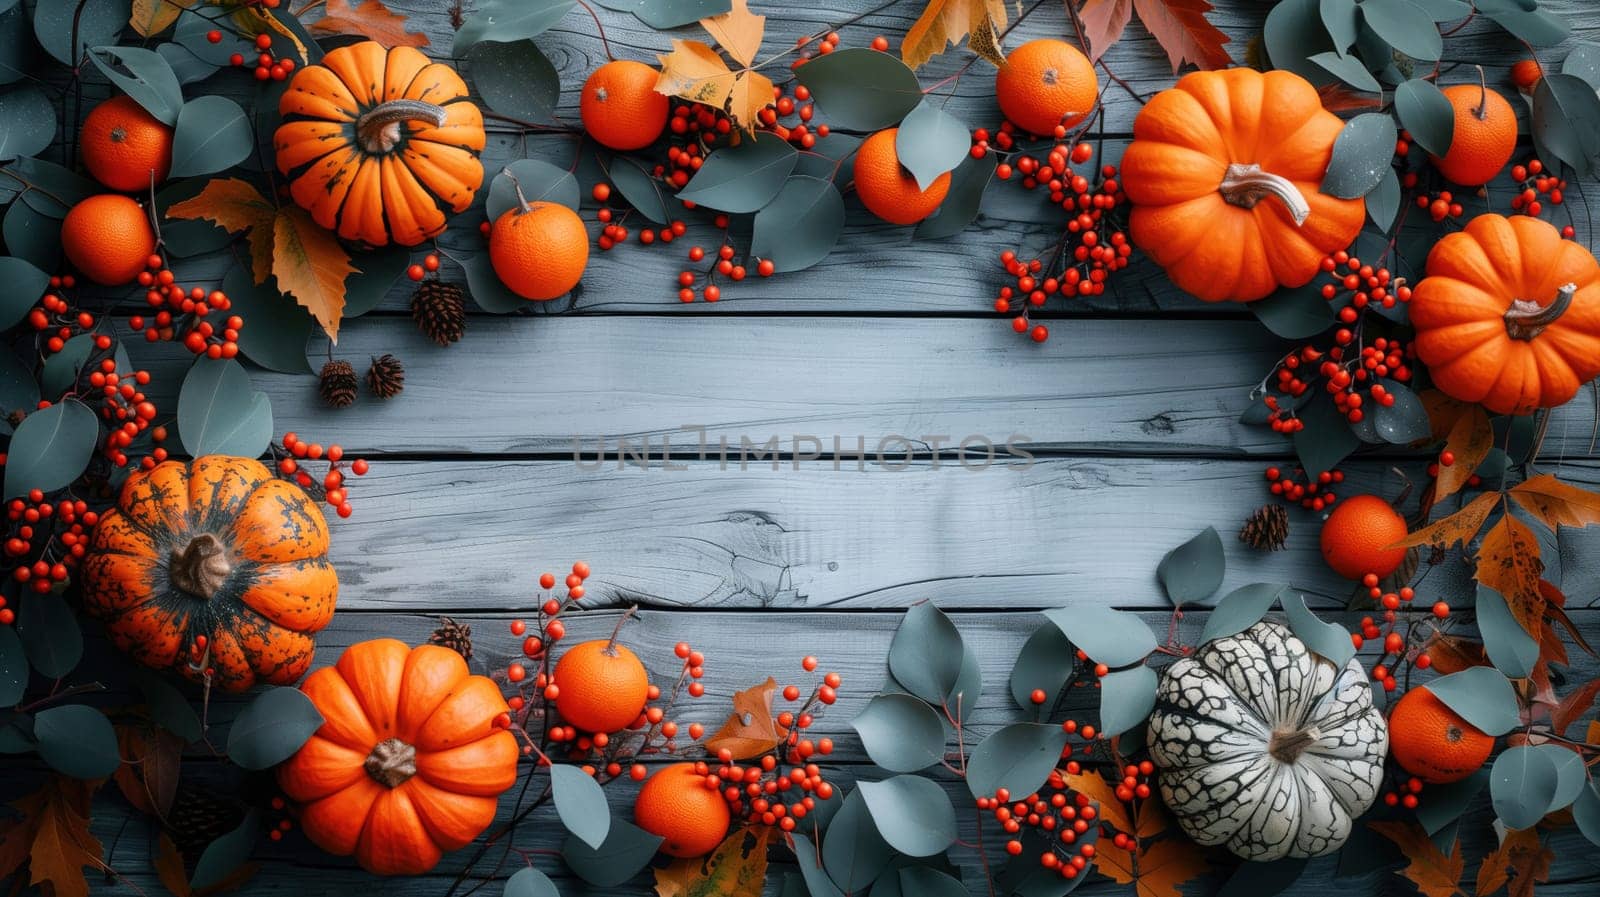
[80,457,336,693]
[1411,214,1600,415]
[280,639,518,875]
[1121,68,1366,302]
[274,41,486,246]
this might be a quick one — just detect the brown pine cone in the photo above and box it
[411,281,466,346]
[318,359,358,408]
[165,786,247,867]
[430,616,473,660]
[1239,503,1290,551]
[366,354,405,399]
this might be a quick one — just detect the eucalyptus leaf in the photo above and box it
[3,399,97,499]
[174,10,249,66]
[1099,665,1158,738]
[949,641,981,717]
[133,670,203,742]
[192,810,261,891]
[456,252,528,313]
[1574,781,1600,846]
[1251,282,1336,338]
[0,625,24,705]
[1394,79,1454,156]
[0,3,33,86]
[342,242,411,318]
[966,723,1070,800]
[1309,50,1382,93]
[751,175,845,273]
[227,686,324,769]
[1156,526,1225,605]
[34,704,120,778]
[796,48,923,130]
[488,159,580,221]
[158,41,219,85]
[1202,584,1287,643]
[177,358,272,458]
[887,602,966,705]
[858,776,957,857]
[896,868,967,897]
[1539,744,1587,812]
[454,0,578,55]
[1372,378,1430,443]
[1415,769,1486,835]
[1563,42,1600,91]
[594,0,730,29]
[33,0,128,66]
[822,789,893,892]
[222,268,314,374]
[88,46,183,125]
[1423,667,1520,735]
[1216,857,1309,897]
[676,136,798,213]
[1532,73,1600,177]
[0,256,49,329]
[1367,166,1401,230]
[16,591,81,679]
[1411,0,1470,21]
[1320,0,1359,52]
[1490,745,1559,830]
[550,764,611,850]
[503,867,560,897]
[606,155,671,223]
[1042,606,1155,668]
[3,200,60,270]
[917,153,995,239]
[1266,0,1338,83]
[0,85,55,162]
[1360,0,1442,61]
[789,833,846,897]
[896,102,970,191]
[1009,622,1076,719]
[468,39,559,124]
[560,820,662,887]
[1476,0,1570,47]
[40,334,126,398]
[11,156,96,217]
[1282,592,1355,666]
[1477,585,1539,677]
[1323,112,1397,198]
[851,693,945,773]
[1294,396,1359,478]
[170,96,253,178]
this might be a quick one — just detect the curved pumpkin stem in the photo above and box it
[1267,725,1322,764]
[1505,282,1577,340]
[365,737,418,787]
[356,99,448,154]
[1218,163,1311,225]
[169,533,231,599]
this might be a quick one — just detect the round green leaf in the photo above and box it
[227,686,324,770]
[222,267,314,374]
[1413,0,1470,21]
[606,155,671,224]
[468,39,559,124]
[851,693,945,772]
[1574,781,1600,847]
[1322,113,1397,198]
[0,85,55,162]
[965,723,1070,800]
[16,591,81,678]
[488,159,580,220]
[192,810,261,890]
[1266,0,1337,82]
[504,867,560,897]
[1563,42,1600,90]
[1540,744,1587,812]
[1099,665,1158,738]
[1042,606,1155,668]
[1202,584,1286,643]
[453,0,578,55]
[88,46,183,125]
[1216,857,1309,897]
[887,602,966,705]
[173,10,249,66]
[751,175,845,273]
[1308,50,1381,93]
[1423,667,1521,735]
[1415,769,1487,835]
[1532,73,1600,178]
[32,0,129,66]
[858,776,957,857]
[158,41,220,85]
[1478,1,1570,48]
[560,820,663,887]
[1009,621,1075,719]
[676,136,798,213]
[11,156,97,217]
[1367,166,1401,230]
[822,789,893,893]
[0,625,26,705]
[916,153,996,240]
[1361,0,1442,61]
[789,833,845,897]
[4,197,61,270]
[3,399,96,499]
[896,868,967,897]
[1372,378,1430,443]
[455,252,529,313]
[1282,591,1356,667]
[1293,395,1359,478]
[1491,745,1559,830]
[1393,78,1454,156]
[796,48,922,130]
[595,0,729,29]
[1157,526,1225,605]
[39,334,127,399]
[1477,585,1539,678]
[0,255,49,329]
[35,704,119,778]
[1250,282,1336,339]
[343,242,411,318]
[133,670,203,742]
[178,357,273,458]
[550,764,611,850]
[1321,0,1359,52]
[895,102,969,192]
[170,96,253,178]
[0,3,36,86]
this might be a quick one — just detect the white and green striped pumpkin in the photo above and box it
[1148,621,1387,861]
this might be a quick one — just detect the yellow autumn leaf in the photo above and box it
[1369,820,1464,897]
[1435,403,1492,503]
[273,207,356,343]
[902,0,1009,70]
[729,69,775,133]
[234,7,310,63]
[1060,770,1131,833]
[165,178,278,286]
[700,0,765,68]
[657,39,738,113]
[1510,474,1600,530]
[1476,513,1547,634]
[1388,491,1499,551]
[309,0,429,48]
[130,0,194,37]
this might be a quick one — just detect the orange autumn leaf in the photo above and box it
[310,0,429,48]
[705,677,786,760]
[1589,719,1600,744]
[1436,403,1493,502]
[729,69,776,137]
[273,207,356,343]
[1131,0,1232,73]
[1510,474,1600,530]
[654,826,770,897]
[130,0,194,37]
[166,177,277,285]
[902,0,1009,70]
[1369,820,1464,897]
[1423,632,1489,675]
[1135,795,1170,839]
[1477,828,1550,897]
[154,834,190,897]
[1476,514,1547,633]
[1080,0,1135,61]
[1389,491,1499,551]
[657,40,739,118]
[1061,770,1132,833]
[700,0,764,68]
[233,7,310,63]
[5,778,106,897]
[1092,835,1210,897]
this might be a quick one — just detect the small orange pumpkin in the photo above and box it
[274,41,486,246]
[1411,213,1600,415]
[1120,68,1366,303]
[280,639,518,875]
[80,457,336,693]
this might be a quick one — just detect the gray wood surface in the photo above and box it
[52,0,1600,895]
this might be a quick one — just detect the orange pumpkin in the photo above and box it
[274,41,486,246]
[1120,68,1366,303]
[1411,213,1600,415]
[80,457,337,693]
[279,639,518,875]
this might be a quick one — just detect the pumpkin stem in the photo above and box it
[604,605,638,656]
[356,99,448,154]
[1505,282,1577,340]
[365,738,418,788]
[1267,725,1321,764]
[1218,163,1311,225]
[169,533,231,599]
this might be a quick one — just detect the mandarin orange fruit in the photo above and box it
[1319,494,1408,580]
[580,60,669,151]
[488,190,589,301]
[995,39,1098,136]
[551,638,649,733]
[1430,77,1517,186]
[61,194,156,286]
[853,128,951,225]
[1388,687,1494,784]
[82,95,173,192]
[634,763,731,857]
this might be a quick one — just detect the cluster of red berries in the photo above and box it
[266,796,295,842]
[981,766,1121,881]
[405,253,441,281]
[1263,466,1346,511]
[1317,252,1411,317]
[25,276,100,356]
[274,432,367,518]
[753,84,830,149]
[224,31,297,82]
[1509,159,1566,220]
[1382,776,1427,810]
[674,239,775,302]
[788,30,869,68]
[707,748,835,832]
[88,357,168,469]
[1352,575,1451,692]
[132,255,242,358]
[186,634,217,680]
[4,491,99,608]
[1412,187,1465,223]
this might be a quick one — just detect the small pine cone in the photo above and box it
[165,787,247,867]
[366,354,405,399]
[1239,503,1290,551]
[430,616,473,660]
[318,359,358,408]
[411,281,466,346]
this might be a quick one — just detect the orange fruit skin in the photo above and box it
[634,763,731,858]
[81,95,173,192]
[1511,59,1543,92]
[551,639,649,733]
[1430,84,1517,186]
[61,195,156,286]
[1388,687,1494,784]
[1319,494,1408,580]
[995,39,1098,136]
[580,60,669,151]
[488,201,589,300]
[853,128,951,225]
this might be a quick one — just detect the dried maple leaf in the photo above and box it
[657,2,775,133]
[654,826,770,897]
[1061,770,1132,833]
[902,0,1009,70]
[1390,491,1499,551]
[1093,835,1209,897]
[26,778,106,897]
[113,724,182,820]
[1551,679,1600,736]
[166,177,277,286]
[700,0,764,68]
[130,0,194,37]
[273,207,356,343]
[1369,820,1464,897]
[1478,828,1550,897]
[705,677,786,760]
[1130,0,1232,73]
[1510,474,1600,530]
[657,40,739,119]
[1476,514,1546,634]
[310,0,429,48]
[1079,0,1135,61]
[1135,795,1169,839]
[1437,404,1493,502]
[234,7,310,62]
